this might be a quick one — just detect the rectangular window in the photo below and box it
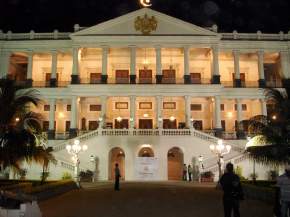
[234,104,247,111]
[221,120,226,131]
[42,121,49,131]
[190,73,201,84]
[163,102,176,109]
[193,120,203,130]
[67,105,71,111]
[44,105,56,111]
[88,121,99,131]
[220,104,225,111]
[139,102,152,109]
[65,121,70,132]
[190,104,202,111]
[90,105,102,111]
[90,73,101,84]
[115,102,128,110]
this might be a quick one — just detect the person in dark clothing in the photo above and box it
[188,165,193,181]
[114,163,121,191]
[219,163,243,217]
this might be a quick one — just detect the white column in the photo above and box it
[261,99,267,116]
[102,47,109,76]
[130,96,136,129]
[0,50,11,78]
[27,50,33,80]
[233,50,240,79]
[49,99,56,131]
[156,46,162,75]
[130,46,136,76]
[184,46,190,76]
[51,50,58,79]
[257,50,265,80]
[280,51,289,79]
[70,96,78,130]
[99,96,107,129]
[214,96,222,129]
[236,99,243,125]
[185,96,192,128]
[156,96,162,128]
[212,45,220,76]
[72,47,79,76]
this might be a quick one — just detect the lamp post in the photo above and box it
[66,139,88,187]
[198,155,204,182]
[246,136,256,183]
[209,139,231,179]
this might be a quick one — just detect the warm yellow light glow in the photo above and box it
[169,116,175,122]
[117,116,123,122]
[58,112,64,118]
[78,49,82,62]
[15,117,20,122]
[272,115,277,120]
[143,59,150,65]
[227,112,233,118]
[143,113,149,118]
[140,0,152,7]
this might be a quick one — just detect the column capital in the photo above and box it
[101,45,109,51]
[183,45,190,51]
[257,50,264,55]
[212,44,219,51]
[233,49,240,55]
[51,49,58,54]
[155,45,162,50]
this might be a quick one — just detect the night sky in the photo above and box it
[1,0,290,33]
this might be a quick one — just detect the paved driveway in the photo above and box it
[40,182,273,217]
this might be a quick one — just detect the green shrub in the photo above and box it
[62,172,72,180]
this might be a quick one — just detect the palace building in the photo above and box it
[1,8,289,181]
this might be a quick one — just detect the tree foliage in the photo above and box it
[0,79,55,173]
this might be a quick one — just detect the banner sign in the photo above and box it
[135,157,159,180]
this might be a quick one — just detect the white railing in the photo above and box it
[53,128,244,153]
[220,31,290,41]
[0,30,70,40]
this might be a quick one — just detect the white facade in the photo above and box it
[1,8,289,181]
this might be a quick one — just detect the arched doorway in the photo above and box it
[167,147,184,180]
[138,147,154,157]
[109,147,125,180]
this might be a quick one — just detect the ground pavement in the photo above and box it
[40,181,273,217]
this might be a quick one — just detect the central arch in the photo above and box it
[167,147,184,180]
[109,147,125,180]
[138,147,154,157]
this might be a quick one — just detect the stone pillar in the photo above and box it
[48,99,56,140]
[71,47,80,84]
[101,47,109,84]
[99,96,107,129]
[26,50,33,87]
[185,96,192,128]
[70,96,78,138]
[156,96,162,128]
[184,46,191,84]
[130,46,136,84]
[130,96,136,129]
[212,45,221,84]
[214,96,222,137]
[50,50,58,87]
[281,51,290,87]
[236,99,244,138]
[257,50,265,88]
[0,50,11,79]
[155,46,162,84]
[233,50,241,87]
[261,99,267,116]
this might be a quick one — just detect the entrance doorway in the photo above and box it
[139,119,153,129]
[109,147,125,180]
[138,147,154,157]
[167,147,184,180]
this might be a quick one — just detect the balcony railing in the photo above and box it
[32,81,71,88]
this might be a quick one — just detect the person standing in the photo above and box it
[277,166,290,217]
[220,162,243,217]
[188,165,193,181]
[182,164,187,181]
[114,163,121,191]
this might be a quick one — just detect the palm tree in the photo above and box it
[0,79,55,174]
[243,87,290,165]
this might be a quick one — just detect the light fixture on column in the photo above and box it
[98,117,103,122]
[117,116,123,122]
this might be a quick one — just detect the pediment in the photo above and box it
[71,8,217,37]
